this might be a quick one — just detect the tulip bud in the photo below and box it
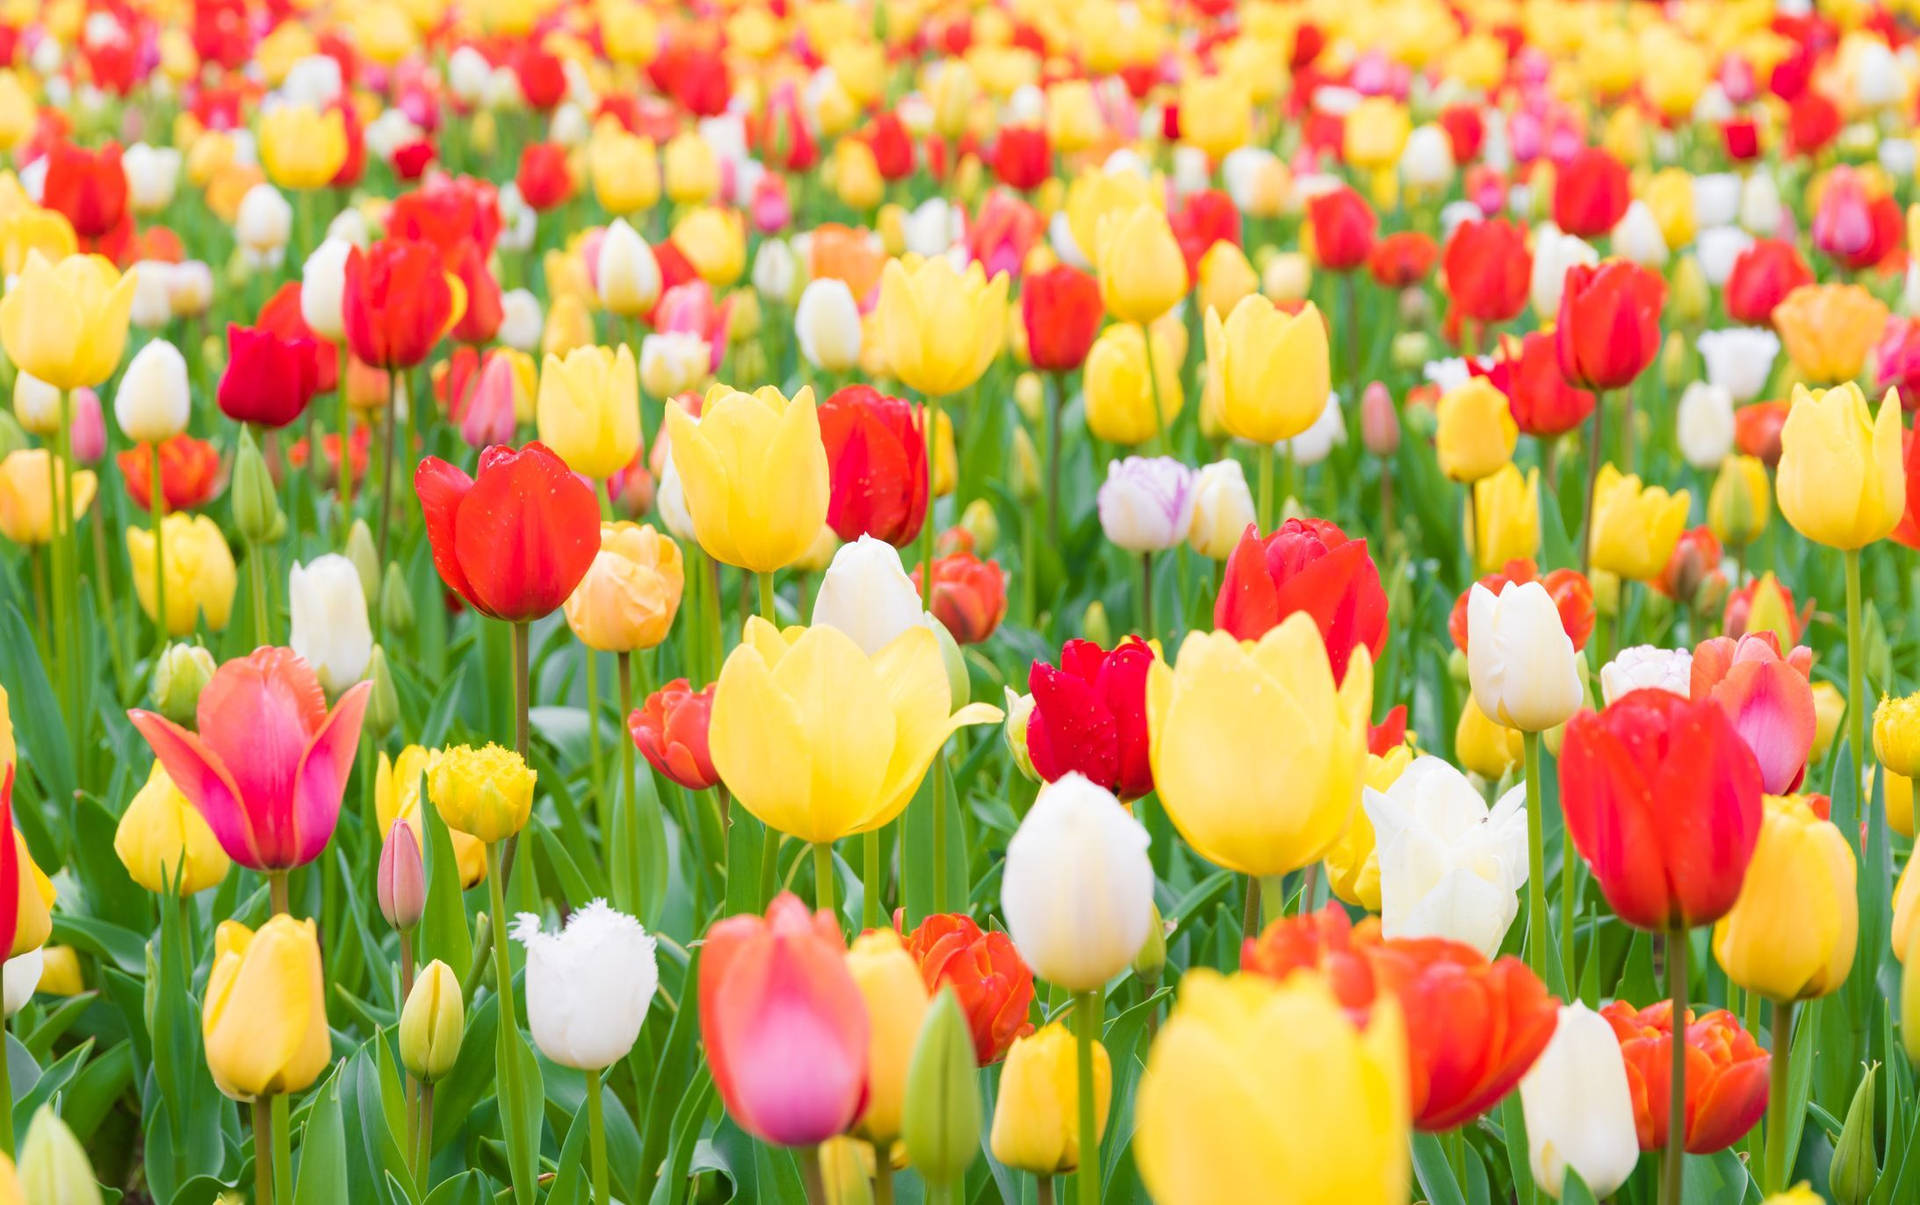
[1396,286,1433,329]
[1003,689,1038,782]
[345,519,379,604]
[399,959,464,1082]
[1661,331,1691,390]
[1830,1066,1879,1205]
[18,1105,98,1204]
[1670,256,1710,328]
[1875,694,1920,778]
[1011,427,1041,503]
[818,1138,875,1205]
[1082,600,1111,648]
[958,499,1000,556]
[151,642,216,724]
[1390,331,1433,370]
[1361,381,1400,457]
[1014,373,1045,425]
[1131,901,1167,983]
[365,645,400,743]
[378,818,424,931]
[231,428,283,544]
[380,562,415,638]
[990,1021,1111,1175]
[902,988,981,1187]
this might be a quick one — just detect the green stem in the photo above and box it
[618,651,639,914]
[1047,373,1065,547]
[872,1141,895,1204]
[1763,999,1796,1192]
[1561,826,1578,994]
[149,440,168,650]
[1663,922,1688,1205]
[485,840,533,1205]
[586,650,605,840]
[813,841,836,920]
[1257,442,1274,531]
[1580,394,1606,578]
[272,1092,293,1204]
[1140,320,1168,454]
[921,395,942,609]
[1139,552,1153,642]
[252,1096,274,1205]
[377,372,401,565]
[270,870,290,916]
[1846,549,1867,803]
[416,1082,435,1191]
[337,343,353,511]
[0,1011,11,1156]
[586,1067,609,1205]
[1073,989,1101,1205]
[862,830,880,930]
[1258,874,1285,927]
[758,571,777,626]
[513,621,531,760]
[758,824,779,913]
[1524,732,1548,988]
[250,537,272,647]
[931,750,949,914]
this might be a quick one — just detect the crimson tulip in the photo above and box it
[1553,260,1665,392]
[1439,104,1485,163]
[817,384,929,547]
[512,42,566,110]
[118,434,223,513]
[448,241,503,345]
[1559,689,1764,932]
[1171,189,1241,279]
[628,678,720,791]
[867,113,914,181]
[516,142,574,211]
[1367,231,1439,289]
[1214,519,1388,682]
[902,911,1036,1065]
[1690,633,1817,795]
[1021,265,1103,372]
[42,140,131,259]
[129,647,372,871]
[699,892,869,1146]
[1723,118,1760,162]
[751,85,817,173]
[1786,90,1841,158]
[1895,426,1920,549]
[1602,1001,1769,1154]
[915,552,1008,645]
[1307,186,1376,271]
[1026,636,1155,801]
[1551,147,1630,238]
[1475,332,1595,438]
[257,282,339,394]
[1442,218,1531,325]
[1724,240,1813,327]
[218,323,321,428]
[992,126,1050,192]
[387,176,502,258]
[416,442,600,622]
[344,239,460,370]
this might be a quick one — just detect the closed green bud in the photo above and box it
[346,520,380,604]
[399,960,465,1082]
[1132,901,1167,984]
[1829,1065,1880,1205]
[231,428,283,544]
[1011,426,1040,503]
[902,988,980,1187]
[1082,600,1111,649]
[365,646,400,742]
[152,642,217,724]
[1390,331,1433,371]
[959,498,999,556]
[19,1104,102,1205]
[380,562,415,637]
[1013,372,1045,425]
[1661,329,1691,389]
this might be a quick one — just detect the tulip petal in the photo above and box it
[709,639,821,840]
[290,680,373,867]
[129,708,259,869]
[415,456,478,609]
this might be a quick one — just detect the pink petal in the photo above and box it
[290,681,374,866]
[128,709,260,868]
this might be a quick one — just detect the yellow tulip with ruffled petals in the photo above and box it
[377,746,486,888]
[563,522,684,652]
[1777,382,1904,550]
[876,257,1008,398]
[0,252,137,390]
[202,916,330,1100]
[665,385,829,573]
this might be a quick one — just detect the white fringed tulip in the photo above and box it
[512,900,659,1071]
[1465,581,1582,732]
[1598,645,1693,706]
[1002,773,1154,991]
[1364,757,1528,958]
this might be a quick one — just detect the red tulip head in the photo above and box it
[1690,633,1817,795]
[416,442,601,622]
[1551,147,1630,238]
[1441,218,1531,324]
[218,323,321,429]
[1553,259,1665,392]
[344,239,461,370]
[628,678,720,792]
[1602,1000,1770,1154]
[1021,265,1103,372]
[1214,519,1389,681]
[1307,186,1377,271]
[1724,240,1813,327]
[817,385,929,547]
[902,911,1036,1065]
[1026,636,1155,801]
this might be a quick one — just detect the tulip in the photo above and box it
[1001,774,1154,991]
[217,323,322,429]
[1466,581,1583,732]
[1589,465,1690,582]
[628,678,718,792]
[1025,636,1155,802]
[589,127,659,214]
[299,237,352,342]
[534,343,641,481]
[1084,321,1183,445]
[1147,616,1372,877]
[287,553,372,694]
[1677,382,1736,471]
[1715,794,1856,1003]
[377,745,484,889]
[377,818,425,931]
[1611,201,1669,268]
[665,385,830,573]
[563,522,683,653]
[1465,464,1541,575]
[1519,1002,1643,1199]
[1307,186,1377,271]
[343,239,461,369]
[129,648,370,873]
[1554,260,1665,392]
[1365,757,1529,957]
[113,761,230,896]
[991,1021,1111,1175]
[1691,634,1817,795]
[397,959,464,1084]
[0,450,95,546]
[1553,148,1631,238]
[915,552,1007,646]
[1436,376,1518,483]
[417,442,601,621]
[900,987,982,1188]
[672,207,745,286]
[261,104,350,190]
[202,915,330,1099]
[124,142,181,214]
[790,278,863,375]
[1726,240,1814,327]
[1772,284,1889,385]
[113,339,190,444]
[1,813,51,958]
[1367,232,1438,289]
[594,218,660,317]
[1877,693,1920,779]
[1135,968,1409,1204]
[1022,264,1103,373]
[236,184,293,258]
[811,535,927,656]
[700,893,869,1146]
[1443,218,1531,324]
[844,928,932,1144]
[1777,382,1903,550]
[1095,205,1188,324]
[16,1107,98,1204]
[513,900,657,1070]
[1186,460,1257,560]
[876,256,1007,398]
[1213,518,1388,681]
[1598,646,1691,706]
[1709,456,1773,551]
[1097,457,1196,553]
[902,912,1036,1065]
[817,385,929,547]
[1202,295,1330,445]
[1529,226,1599,321]
[150,643,216,725]
[1697,328,1780,405]
[1603,1001,1770,1153]
[0,948,36,1018]
[0,251,136,391]
[428,742,534,845]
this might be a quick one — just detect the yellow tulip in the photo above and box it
[588,124,659,214]
[1324,743,1414,912]
[671,206,746,287]
[126,513,237,637]
[1762,1186,1826,1205]
[1063,168,1160,268]
[1812,682,1847,766]
[0,252,137,390]
[398,959,465,1083]
[0,1150,16,1203]
[1096,206,1188,325]
[536,343,641,480]
[1714,795,1856,1003]
[599,1,656,64]
[1180,74,1251,161]
[1045,79,1103,153]
[989,1022,1112,1175]
[543,294,596,359]
[259,104,349,190]
[1455,694,1524,781]
[203,915,330,1099]
[1135,969,1409,1205]
[6,826,51,957]
[0,206,75,279]
[563,522,684,652]
[1777,382,1904,550]
[1343,97,1411,171]
[428,742,535,845]
[662,131,719,205]
[1145,616,1372,877]
[1083,321,1182,446]
[709,617,1002,843]
[1195,241,1258,319]
[1468,465,1541,575]
[1773,284,1889,384]
[833,139,885,212]
[37,946,81,995]
[0,449,95,546]
[1708,454,1772,549]
[846,928,932,1144]
[1203,295,1329,444]
[0,73,33,150]
[828,40,885,106]
[665,384,829,572]
[113,761,230,896]
[1435,377,1519,483]
[876,257,1007,398]
[1875,692,1920,779]
[1589,464,1690,581]
[1643,168,1697,250]
[1887,767,1914,840]
[377,746,486,888]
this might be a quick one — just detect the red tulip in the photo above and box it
[387,176,502,259]
[42,141,130,254]
[516,142,574,211]
[1474,332,1595,438]
[902,912,1036,1065]
[1786,90,1841,159]
[992,125,1050,192]
[257,282,339,394]
[512,42,566,110]
[1439,104,1485,163]
[1171,189,1242,278]
[128,647,372,872]
[1812,168,1901,272]
[329,97,367,188]
[867,112,914,181]
[1602,1001,1770,1154]
[1875,316,1920,409]
[118,434,224,513]
[817,385,929,547]
[1551,147,1630,238]
[1214,519,1389,682]
[1559,689,1764,932]
[1894,425,1920,549]
[1725,240,1813,326]
[629,678,720,792]
[1442,218,1531,325]
[1449,559,1596,653]
[448,241,503,345]
[344,239,460,370]
[1307,186,1376,271]
[968,192,1043,283]
[1553,260,1665,392]
[1367,231,1439,289]
[914,552,1008,645]
[649,41,730,118]
[1733,401,1789,466]
[1370,705,1409,757]
[1722,118,1761,162]
[218,323,321,428]
[392,140,435,181]
[416,442,601,622]
[1026,636,1155,801]
[699,893,869,1146]
[1690,633,1817,795]
[1656,526,1726,609]
[750,84,816,173]
[1021,264,1103,372]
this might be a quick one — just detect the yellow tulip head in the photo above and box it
[126,513,238,637]
[7,826,51,958]
[0,449,95,546]
[1776,382,1904,550]
[1589,464,1690,581]
[1203,295,1330,444]
[428,742,535,844]
[1708,454,1772,549]
[536,342,641,480]
[113,761,231,896]
[665,384,829,572]
[377,746,486,888]
[203,915,330,1099]
[1195,241,1258,318]
[259,104,349,191]
[1179,74,1252,161]
[670,206,746,286]
[1083,321,1183,446]
[0,252,137,390]
[876,257,1008,397]
[1063,167,1160,268]
[0,206,76,279]
[1714,794,1857,1004]
[1468,465,1542,575]
[563,521,684,652]
[588,125,659,214]
[989,1022,1112,1175]
[1095,205,1188,325]
[1773,284,1889,385]
[846,927,932,1144]
[1434,377,1519,484]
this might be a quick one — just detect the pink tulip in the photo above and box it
[655,280,733,372]
[1690,633,1817,795]
[460,352,520,449]
[69,388,105,465]
[128,647,372,872]
[750,172,790,233]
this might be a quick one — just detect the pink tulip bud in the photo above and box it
[378,819,425,932]
[1361,381,1400,457]
[69,388,105,465]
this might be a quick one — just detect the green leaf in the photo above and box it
[417,769,473,976]
[294,1073,351,1205]
[1412,1132,1469,1205]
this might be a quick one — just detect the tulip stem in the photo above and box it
[1663,921,1688,1205]
[618,651,639,915]
[1579,394,1606,578]
[1845,549,1868,812]
[148,439,168,652]
[269,871,290,916]
[586,1067,609,1205]
[921,395,942,609]
[586,650,605,835]
[813,841,836,920]
[1258,874,1285,928]
[862,831,880,931]
[800,1144,828,1205]
[1139,552,1153,641]
[1523,731,1549,989]
[871,1141,894,1205]
[758,572,778,625]
[416,1082,435,1191]
[1140,320,1169,453]
[1256,442,1274,531]
[250,537,272,647]
[1047,372,1066,547]
[485,840,533,1205]
[0,1009,11,1156]
[1072,989,1101,1205]
[1764,999,1797,1192]
[252,1096,274,1205]
[272,1092,293,1204]
[1037,1175,1054,1205]
[377,371,401,565]
[337,343,353,511]
[513,620,531,760]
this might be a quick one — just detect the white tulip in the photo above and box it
[1364,757,1529,958]
[656,441,698,543]
[1881,138,1917,182]
[1186,459,1257,560]
[1692,173,1741,228]
[122,142,181,214]
[1096,457,1197,553]
[281,54,343,109]
[1739,173,1783,236]
[1439,200,1483,239]
[1520,1002,1641,1200]
[498,289,543,352]
[167,261,214,318]
[1280,392,1347,467]
[365,109,423,163]
[1599,645,1693,706]
[550,101,592,148]
[483,65,524,111]
[512,900,658,1071]
[1529,225,1598,320]
[1691,84,1735,128]
[497,184,537,253]
[1466,581,1582,733]
[1854,39,1902,109]
[1400,124,1455,191]
[3,947,42,1017]
[751,238,800,306]
[903,199,963,259]
[1695,225,1754,287]
[1049,209,1090,271]
[1220,147,1281,215]
[1697,328,1779,404]
[640,332,710,398]
[128,261,176,330]
[1001,773,1155,992]
[326,205,370,248]
[301,237,353,341]
[812,536,929,656]
[235,183,292,254]
[1610,200,1668,268]
[113,340,190,444]
[596,218,661,318]
[1906,263,1920,318]
[795,278,863,373]
[289,554,374,694]
[1676,381,1735,471]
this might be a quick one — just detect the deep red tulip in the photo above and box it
[1450,559,1596,653]
[1725,240,1813,326]
[1170,189,1241,279]
[1307,186,1376,271]
[516,142,574,211]
[416,442,600,622]
[1812,168,1902,272]
[1733,401,1789,466]
[1603,1001,1770,1154]
[1021,264,1103,372]
[628,678,720,791]
[392,140,436,181]
[1559,689,1764,932]
[118,434,223,513]
[817,385,929,547]
[1553,260,1665,391]
[1439,104,1485,163]
[1786,90,1841,159]
[512,42,567,110]
[699,893,869,1147]
[649,40,730,118]
[992,125,1050,191]
[448,241,503,345]
[1722,118,1761,162]
[218,323,321,428]
[1214,519,1389,682]
[1442,218,1531,324]
[1367,231,1439,289]
[902,912,1036,1065]
[867,112,914,181]
[344,239,460,369]
[129,647,372,872]
[1896,426,1920,549]
[1474,332,1596,438]
[257,281,339,394]
[41,141,129,246]
[387,176,503,258]
[1552,147,1630,238]
[1690,633,1816,795]
[1025,636,1155,801]
[914,552,1007,645]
